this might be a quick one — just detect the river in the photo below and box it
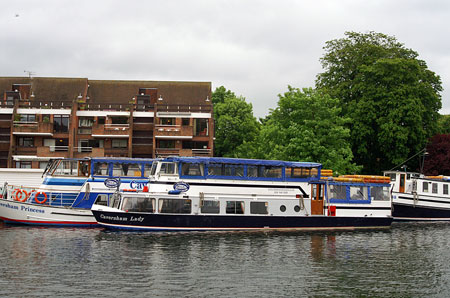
[1,221,450,297]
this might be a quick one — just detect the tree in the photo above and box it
[212,87,260,157]
[316,31,442,173]
[243,87,360,174]
[423,134,450,175]
[437,114,450,134]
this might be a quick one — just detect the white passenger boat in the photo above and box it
[385,171,450,221]
[0,157,154,226]
[92,157,393,231]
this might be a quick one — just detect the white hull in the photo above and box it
[0,199,97,226]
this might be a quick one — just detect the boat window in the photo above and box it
[112,163,141,177]
[110,193,121,209]
[423,182,429,193]
[329,185,346,200]
[310,168,319,178]
[122,197,155,213]
[79,160,90,177]
[201,200,220,214]
[208,164,223,176]
[181,163,204,177]
[226,201,244,214]
[208,163,244,177]
[432,183,438,194]
[160,162,177,175]
[150,163,158,176]
[159,199,192,214]
[53,160,78,176]
[444,184,449,195]
[349,186,368,200]
[250,202,268,214]
[287,167,310,178]
[94,194,109,206]
[258,166,282,178]
[94,162,109,176]
[144,163,153,177]
[371,186,390,201]
[247,166,257,177]
[280,205,286,212]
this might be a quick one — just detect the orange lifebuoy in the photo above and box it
[34,192,48,204]
[15,189,28,202]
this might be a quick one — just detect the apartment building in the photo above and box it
[0,77,214,169]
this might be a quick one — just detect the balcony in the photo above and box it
[179,149,213,157]
[72,147,105,158]
[105,147,129,157]
[13,122,53,136]
[15,146,37,155]
[37,146,70,158]
[155,148,180,157]
[92,123,130,138]
[156,104,212,113]
[81,102,133,112]
[18,101,72,109]
[154,125,193,139]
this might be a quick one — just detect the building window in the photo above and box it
[98,117,105,124]
[159,140,175,149]
[112,139,127,148]
[18,114,36,122]
[194,118,208,136]
[160,118,175,125]
[79,117,94,127]
[39,161,49,169]
[17,137,34,147]
[54,115,69,133]
[111,116,128,124]
[16,161,32,168]
[182,118,190,126]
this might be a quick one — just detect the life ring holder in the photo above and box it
[34,192,48,204]
[15,189,28,202]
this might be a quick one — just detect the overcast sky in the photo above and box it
[1,0,449,118]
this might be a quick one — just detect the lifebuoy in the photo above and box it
[34,192,48,204]
[15,189,28,202]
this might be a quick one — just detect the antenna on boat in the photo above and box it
[388,148,427,172]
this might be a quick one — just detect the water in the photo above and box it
[1,222,450,297]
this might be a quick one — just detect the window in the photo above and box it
[112,139,127,148]
[349,186,368,200]
[19,114,36,122]
[432,183,438,194]
[181,163,204,176]
[17,137,33,147]
[93,162,109,176]
[250,202,268,214]
[39,161,48,169]
[53,160,78,176]
[444,184,449,195]
[158,140,175,148]
[95,194,109,206]
[371,186,390,201]
[258,166,282,178]
[329,185,347,200]
[194,118,208,136]
[79,117,94,127]
[423,182,429,193]
[55,139,68,151]
[182,118,190,126]
[160,162,177,175]
[201,200,220,214]
[287,167,311,178]
[226,201,244,214]
[16,161,31,168]
[98,117,105,124]
[122,197,155,213]
[207,164,244,177]
[160,118,175,125]
[159,199,192,214]
[112,163,141,177]
[144,163,153,177]
[54,115,69,133]
[111,116,128,124]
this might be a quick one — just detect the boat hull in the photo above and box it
[393,201,450,221]
[92,210,393,231]
[0,199,98,227]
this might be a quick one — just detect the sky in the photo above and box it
[1,0,450,118]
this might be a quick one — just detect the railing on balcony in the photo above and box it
[192,149,212,156]
[134,104,155,112]
[155,148,180,157]
[13,121,54,134]
[81,103,132,111]
[0,101,15,108]
[18,101,73,109]
[49,146,69,152]
[156,104,212,113]
[73,146,93,153]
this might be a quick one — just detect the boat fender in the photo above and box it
[34,192,48,204]
[15,189,28,202]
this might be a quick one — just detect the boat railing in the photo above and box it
[3,184,79,207]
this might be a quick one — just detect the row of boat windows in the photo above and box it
[156,162,319,179]
[329,185,390,201]
[48,160,153,177]
[103,197,306,215]
[422,182,449,195]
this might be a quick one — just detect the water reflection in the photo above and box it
[1,223,450,297]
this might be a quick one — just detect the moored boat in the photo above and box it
[92,157,393,231]
[0,157,154,226]
[384,171,450,221]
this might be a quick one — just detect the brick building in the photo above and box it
[0,77,214,169]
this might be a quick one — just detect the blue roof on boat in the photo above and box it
[163,156,321,168]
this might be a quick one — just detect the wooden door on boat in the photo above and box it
[311,184,324,215]
[399,174,406,193]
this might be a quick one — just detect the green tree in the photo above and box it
[437,114,450,134]
[213,87,260,157]
[244,87,360,174]
[316,31,442,173]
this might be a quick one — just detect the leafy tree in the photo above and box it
[212,87,260,157]
[437,114,450,134]
[316,31,442,173]
[243,87,360,174]
[423,134,450,175]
